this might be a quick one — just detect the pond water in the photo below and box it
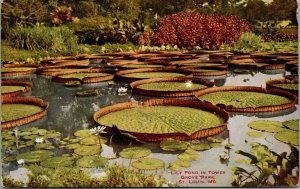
[2,69,298,187]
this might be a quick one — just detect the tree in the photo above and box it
[266,0,298,24]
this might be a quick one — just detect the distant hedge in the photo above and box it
[151,12,252,49]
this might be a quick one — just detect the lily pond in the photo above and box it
[1,53,299,187]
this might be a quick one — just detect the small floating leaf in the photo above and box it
[235,159,251,164]
[44,131,61,138]
[74,129,91,138]
[16,150,54,163]
[168,160,191,171]
[177,152,199,162]
[119,147,151,159]
[132,158,164,170]
[246,131,264,138]
[283,119,299,131]
[18,132,32,137]
[74,145,101,156]
[36,143,55,150]
[65,143,83,150]
[209,143,223,148]
[189,143,211,151]
[248,120,286,133]
[32,129,47,136]
[23,135,39,140]
[207,137,224,143]
[160,139,188,151]
[3,156,17,162]
[79,135,107,146]
[41,156,74,168]
[76,156,108,168]
[224,143,234,149]
[274,131,298,146]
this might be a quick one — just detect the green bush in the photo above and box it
[8,24,78,53]
[224,32,264,52]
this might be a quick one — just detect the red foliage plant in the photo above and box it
[263,33,298,42]
[151,12,252,49]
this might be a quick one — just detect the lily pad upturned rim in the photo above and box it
[94,98,229,142]
[228,58,285,70]
[116,67,192,83]
[266,79,298,95]
[182,66,228,77]
[1,80,32,99]
[1,97,49,129]
[52,68,116,84]
[130,77,214,97]
[195,86,297,113]
[1,64,38,77]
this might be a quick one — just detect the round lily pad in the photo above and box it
[32,129,48,136]
[168,160,191,171]
[248,120,286,133]
[65,143,83,150]
[22,135,39,140]
[74,129,91,138]
[74,145,101,156]
[44,131,61,138]
[3,156,17,162]
[189,143,211,151]
[79,135,108,146]
[64,81,81,87]
[40,156,74,168]
[16,150,54,163]
[36,143,55,150]
[136,81,208,92]
[283,119,299,131]
[246,131,264,138]
[2,104,44,122]
[18,132,32,137]
[76,156,108,168]
[2,140,15,148]
[119,147,151,159]
[274,131,298,146]
[160,139,189,151]
[209,143,223,148]
[177,152,199,162]
[132,158,164,170]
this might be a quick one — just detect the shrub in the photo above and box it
[152,12,252,49]
[8,24,78,53]
[225,32,264,52]
[263,33,298,42]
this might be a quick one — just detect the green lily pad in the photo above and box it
[248,120,286,133]
[76,156,108,168]
[274,131,298,146]
[235,159,251,164]
[74,129,91,138]
[119,147,151,159]
[178,153,199,162]
[35,143,55,150]
[74,145,101,156]
[32,129,48,136]
[189,143,211,151]
[18,132,32,137]
[168,160,191,171]
[41,156,74,168]
[209,143,223,148]
[2,140,15,148]
[160,139,189,151]
[246,131,264,138]
[136,81,208,92]
[224,143,234,149]
[207,137,224,143]
[283,119,299,131]
[79,135,107,146]
[132,158,164,170]
[65,143,83,150]
[44,131,61,138]
[22,135,39,140]
[1,104,44,122]
[16,150,54,163]
[3,156,17,162]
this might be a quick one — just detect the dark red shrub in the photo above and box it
[152,12,252,49]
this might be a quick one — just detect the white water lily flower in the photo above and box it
[185,81,193,87]
[219,151,229,161]
[118,87,127,93]
[90,126,107,135]
[154,13,158,20]
[35,138,44,143]
[17,159,25,165]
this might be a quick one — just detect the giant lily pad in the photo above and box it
[119,147,151,159]
[40,156,74,168]
[274,131,298,146]
[1,67,36,72]
[97,106,225,136]
[132,158,164,170]
[79,135,107,145]
[197,91,292,108]
[16,150,54,163]
[60,72,110,80]
[136,82,208,91]
[283,119,299,131]
[160,139,189,151]
[1,86,25,94]
[273,84,298,91]
[74,145,101,156]
[2,104,44,122]
[248,120,286,133]
[76,156,108,168]
[122,72,185,79]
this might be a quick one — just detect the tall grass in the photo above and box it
[8,24,78,53]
